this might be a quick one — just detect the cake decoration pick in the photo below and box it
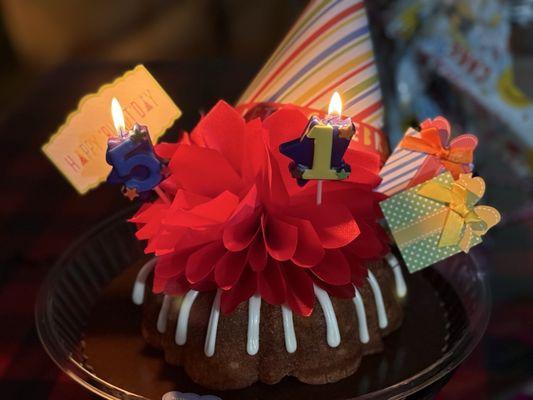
[376,116,478,196]
[41,65,181,194]
[106,97,169,203]
[279,92,356,204]
[130,100,389,318]
[380,171,501,273]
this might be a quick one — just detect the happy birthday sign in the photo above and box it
[42,65,181,194]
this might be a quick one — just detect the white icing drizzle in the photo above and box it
[132,258,157,305]
[204,290,222,357]
[352,288,370,343]
[247,295,261,356]
[157,295,172,333]
[138,262,400,354]
[367,271,388,329]
[175,290,199,345]
[313,285,341,348]
[281,305,297,353]
[385,253,407,298]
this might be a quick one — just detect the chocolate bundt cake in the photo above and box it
[132,255,406,390]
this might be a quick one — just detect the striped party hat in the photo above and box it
[237,0,383,130]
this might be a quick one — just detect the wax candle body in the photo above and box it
[279,115,354,186]
[106,123,163,193]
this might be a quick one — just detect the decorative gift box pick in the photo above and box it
[376,116,478,196]
[380,171,500,273]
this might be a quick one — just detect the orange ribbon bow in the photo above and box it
[399,117,475,178]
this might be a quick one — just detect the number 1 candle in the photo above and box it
[279,92,356,201]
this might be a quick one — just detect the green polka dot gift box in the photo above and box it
[380,172,500,273]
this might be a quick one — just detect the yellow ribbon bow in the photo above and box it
[417,174,501,252]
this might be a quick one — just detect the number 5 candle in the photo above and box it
[279,92,356,202]
[106,98,167,202]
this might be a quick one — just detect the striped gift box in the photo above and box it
[375,128,435,197]
[237,0,386,157]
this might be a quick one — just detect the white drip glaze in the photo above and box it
[367,271,388,329]
[157,295,172,333]
[139,262,398,354]
[132,258,157,305]
[352,288,370,343]
[247,295,261,356]
[281,305,297,353]
[204,290,222,357]
[314,285,341,348]
[175,290,199,345]
[385,253,407,298]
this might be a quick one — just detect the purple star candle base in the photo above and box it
[279,115,354,186]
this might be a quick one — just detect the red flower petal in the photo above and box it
[262,214,298,261]
[262,108,309,151]
[258,258,286,305]
[223,211,260,251]
[346,220,386,259]
[155,142,180,159]
[164,191,239,228]
[220,268,257,314]
[264,151,290,207]
[154,252,188,279]
[160,274,191,295]
[248,235,268,271]
[185,241,225,284]
[290,218,324,268]
[341,249,368,287]
[194,101,245,171]
[214,250,248,290]
[130,203,167,224]
[190,278,217,292]
[308,205,360,249]
[282,263,315,316]
[169,144,242,197]
[150,229,189,256]
[242,119,268,182]
[135,220,162,240]
[311,249,351,285]
[170,189,211,210]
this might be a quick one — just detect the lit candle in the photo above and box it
[279,92,355,189]
[106,98,165,200]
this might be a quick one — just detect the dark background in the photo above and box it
[0,1,532,399]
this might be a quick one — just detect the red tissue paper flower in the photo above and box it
[131,101,389,316]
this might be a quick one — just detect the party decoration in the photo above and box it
[42,65,181,194]
[237,0,389,161]
[380,172,500,273]
[106,98,165,197]
[376,116,477,196]
[131,101,388,317]
[279,92,355,188]
[388,0,533,151]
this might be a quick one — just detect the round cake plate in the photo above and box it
[35,211,491,400]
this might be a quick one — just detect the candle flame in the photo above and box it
[328,91,343,116]
[111,97,126,135]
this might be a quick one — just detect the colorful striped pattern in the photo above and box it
[237,0,383,128]
[376,128,428,196]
